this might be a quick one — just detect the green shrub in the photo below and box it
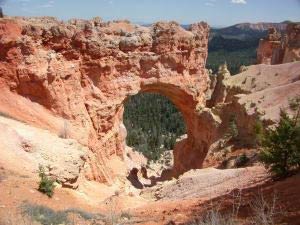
[38,165,55,198]
[259,97,300,177]
[225,115,239,141]
[253,119,264,146]
[234,153,250,168]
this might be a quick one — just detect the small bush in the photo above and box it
[191,192,278,225]
[225,115,239,141]
[253,119,264,146]
[234,154,249,168]
[195,210,237,225]
[250,194,278,225]
[22,203,69,225]
[64,208,103,221]
[21,204,105,225]
[38,165,55,198]
[0,210,38,225]
[258,97,300,177]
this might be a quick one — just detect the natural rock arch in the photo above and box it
[0,17,217,183]
[120,82,205,175]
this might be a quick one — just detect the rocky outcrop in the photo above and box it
[206,61,300,149]
[207,63,231,107]
[0,17,212,183]
[0,115,88,188]
[283,23,300,63]
[257,27,283,64]
[257,23,300,65]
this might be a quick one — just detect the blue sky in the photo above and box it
[1,0,300,27]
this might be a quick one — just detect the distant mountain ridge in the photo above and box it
[223,22,288,32]
[206,22,294,74]
[140,21,292,41]
[210,21,293,40]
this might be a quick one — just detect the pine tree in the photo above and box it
[259,97,300,177]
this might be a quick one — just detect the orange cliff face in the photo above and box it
[283,23,300,63]
[257,23,300,65]
[0,17,215,183]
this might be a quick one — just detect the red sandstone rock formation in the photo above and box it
[208,61,300,148]
[257,27,282,65]
[0,17,213,182]
[257,23,300,65]
[283,23,300,63]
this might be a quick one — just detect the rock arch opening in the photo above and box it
[123,92,186,164]
[118,81,216,183]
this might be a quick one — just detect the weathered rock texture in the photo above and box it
[0,17,212,182]
[206,61,300,149]
[257,23,300,65]
[0,115,88,188]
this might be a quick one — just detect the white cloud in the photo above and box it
[231,0,247,4]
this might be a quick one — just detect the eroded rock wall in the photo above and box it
[257,23,300,65]
[0,17,212,182]
[206,61,300,150]
[283,23,300,63]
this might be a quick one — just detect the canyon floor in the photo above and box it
[1,160,300,225]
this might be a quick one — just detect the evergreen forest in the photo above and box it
[123,93,186,161]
